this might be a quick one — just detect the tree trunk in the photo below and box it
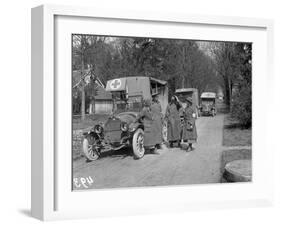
[90,99,95,114]
[225,89,230,107]
[225,71,232,107]
[182,76,185,88]
[223,77,232,109]
[81,55,86,120]
[182,46,185,88]
[92,81,95,114]
[81,89,85,120]
[89,68,96,115]
[92,98,95,114]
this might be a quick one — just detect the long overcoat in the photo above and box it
[151,101,163,145]
[165,102,181,142]
[180,106,197,143]
[136,106,156,147]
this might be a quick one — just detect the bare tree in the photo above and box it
[72,35,92,120]
[210,42,239,106]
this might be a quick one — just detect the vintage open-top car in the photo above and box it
[82,76,168,161]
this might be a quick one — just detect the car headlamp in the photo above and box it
[128,123,137,132]
[120,122,129,132]
[94,124,103,134]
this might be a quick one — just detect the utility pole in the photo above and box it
[90,65,96,115]
[81,54,86,120]
[182,46,185,88]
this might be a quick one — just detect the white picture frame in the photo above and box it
[31,4,274,221]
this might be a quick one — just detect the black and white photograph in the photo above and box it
[72,35,252,190]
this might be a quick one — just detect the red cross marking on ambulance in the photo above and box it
[111,79,121,89]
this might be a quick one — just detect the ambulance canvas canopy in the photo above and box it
[201,92,216,99]
[106,76,167,100]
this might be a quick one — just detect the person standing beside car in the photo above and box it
[136,98,159,154]
[151,94,163,150]
[183,97,198,151]
[165,95,181,148]
[179,98,188,144]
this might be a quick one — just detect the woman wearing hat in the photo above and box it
[165,95,181,148]
[136,98,159,154]
[151,94,163,150]
[180,97,197,151]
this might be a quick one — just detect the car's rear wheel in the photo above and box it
[82,137,99,161]
[132,128,145,159]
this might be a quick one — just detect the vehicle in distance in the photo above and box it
[199,92,217,117]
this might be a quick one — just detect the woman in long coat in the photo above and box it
[151,94,163,149]
[181,97,197,151]
[165,96,181,147]
[136,99,159,154]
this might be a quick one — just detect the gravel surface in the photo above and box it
[72,114,225,190]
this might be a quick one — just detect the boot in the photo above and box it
[155,144,161,150]
[169,142,173,148]
[189,143,194,151]
[178,140,181,147]
[151,147,160,155]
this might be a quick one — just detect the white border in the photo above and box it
[31,4,274,221]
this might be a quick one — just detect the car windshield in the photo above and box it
[111,91,143,113]
[176,92,192,102]
[201,98,215,105]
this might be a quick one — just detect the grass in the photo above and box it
[73,114,109,130]
[223,115,252,147]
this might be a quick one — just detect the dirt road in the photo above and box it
[73,114,225,190]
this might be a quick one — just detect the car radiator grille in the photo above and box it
[104,118,121,131]
[104,118,122,144]
[203,105,209,111]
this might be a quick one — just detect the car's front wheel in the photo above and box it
[82,137,100,161]
[132,128,145,159]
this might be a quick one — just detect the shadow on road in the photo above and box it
[98,147,133,160]
[85,146,165,162]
